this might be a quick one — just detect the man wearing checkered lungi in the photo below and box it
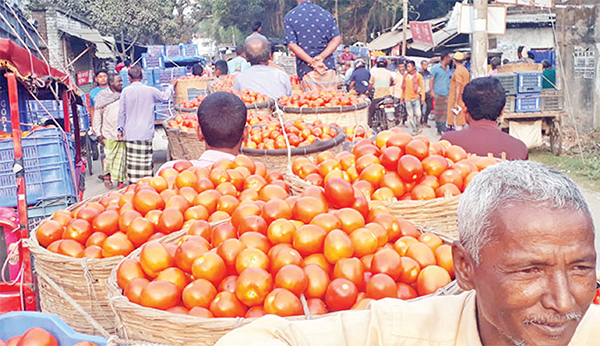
[117,65,175,183]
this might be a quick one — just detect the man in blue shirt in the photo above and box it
[284,0,342,89]
[348,60,370,95]
[430,53,454,135]
[227,47,251,75]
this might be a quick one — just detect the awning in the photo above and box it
[0,38,73,88]
[367,30,413,51]
[59,27,115,59]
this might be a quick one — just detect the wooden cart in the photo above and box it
[499,110,564,155]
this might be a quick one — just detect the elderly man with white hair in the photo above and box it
[216,160,599,346]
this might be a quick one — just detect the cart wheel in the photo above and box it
[549,119,562,156]
[85,134,94,175]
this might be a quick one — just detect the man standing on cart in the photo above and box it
[93,73,126,189]
[284,0,342,91]
[117,65,175,183]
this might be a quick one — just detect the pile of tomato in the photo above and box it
[246,111,273,126]
[178,96,206,110]
[291,128,498,200]
[278,91,366,108]
[244,119,339,150]
[341,125,375,143]
[167,113,198,132]
[35,157,282,259]
[0,327,98,346]
[114,163,453,318]
[228,90,270,106]
[211,75,235,91]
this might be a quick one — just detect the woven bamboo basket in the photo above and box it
[29,192,128,335]
[241,125,346,174]
[163,116,206,161]
[175,77,214,103]
[107,223,460,346]
[246,99,275,118]
[278,99,371,128]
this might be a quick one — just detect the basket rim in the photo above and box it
[175,98,275,113]
[277,98,371,114]
[241,125,346,156]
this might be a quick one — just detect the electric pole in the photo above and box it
[402,0,408,56]
[472,0,489,78]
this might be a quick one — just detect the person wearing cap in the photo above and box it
[348,59,370,96]
[447,52,470,131]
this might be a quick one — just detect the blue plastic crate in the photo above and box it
[120,69,130,88]
[0,127,76,208]
[146,45,164,55]
[27,196,77,229]
[0,311,107,346]
[517,72,543,93]
[182,44,198,57]
[153,67,187,86]
[165,45,181,58]
[141,53,165,70]
[142,68,155,86]
[515,93,541,113]
[494,73,518,95]
[25,101,90,131]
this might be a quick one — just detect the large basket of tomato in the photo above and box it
[286,129,502,238]
[164,114,205,161]
[278,91,371,128]
[106,165,460,346]
[240,119,346,174]
[175,76,214,104]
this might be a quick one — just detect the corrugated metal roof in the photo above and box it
[409,27,459,52]
[367,30,412,50]
[60,27,114,59]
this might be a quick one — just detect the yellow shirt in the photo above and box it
[215,291,600,346]
[403,73,425,102]
[370,67,393,99]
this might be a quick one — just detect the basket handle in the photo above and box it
[273,103,293,170]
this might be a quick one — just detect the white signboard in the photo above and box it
[496,0,554,9]
[458,4,507,35]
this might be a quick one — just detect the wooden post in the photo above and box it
[402,0,408,56]
[472,0,488,78]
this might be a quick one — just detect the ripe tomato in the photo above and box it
[396,282,418,300]
[176,170,199,189]
[323,230,354,265]
[140,280,181,310]
[333,257,364,290]
[267,219,296,245]
[275,264,308,296]
[306,298,328,315]
[262,199,292,225]
[193,190,222,214]
[310,213,342,233]
[15,327,58,346]
[236,267,273,306]
[366,273,397,299]
[37,220,63,248]
[126,217,155,248]
[355,155,380,174]
[211,223,237,248]
[263,288,303,317]
[436,183,461,198]
[86,232,107,248]
[259,184,288,202]
[398,220,420,238]
[405,242,437,268]
[372,187,396,201]
[324,177,355,209]
[334,208,365,234]
[303,253,332,274]
[189,307,214,318]
[416,265,452,296]
[375,130,396,149]
[210,291,247,317]
[371,214,402,242]
[292,196,328,224]
[231,203,261,229]
[380,172,406,198]
[304,264,330,299]
[405,139,429,160]
[411,184,436,200]
[75,206,100,223]
[239,232,271,254]
[133,189,164,215]
[156,267,190,291]
[117,259,145,289]
[236,248,270,274]
[192,252,227,286]
[238,216,268,236]
[124,278,149,304]
[364,223,388,247]
[397,155,424,183]
[434,244,455,278]
[422,155,449,177]
[63,219,92,245]
[386,133,412,150]
[165,195,192,214]
[371,248,402,280]
[187,220,212,241]
[293,225,327,256]
[439,169,464,191]
[219,275,238,293]
[398,257,421,284]
[139,242,174,278]
[445,145,468,163]
[325,278,358,312]
[245,306,266,318]
[102,233,134,258]
[358,164,385,189]
[156,208,184,234]
[349,228,378,257]
[270,247,303,274]
[217,239,247,275]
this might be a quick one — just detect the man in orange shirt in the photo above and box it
[447,52,470,130]
[402,60,425,135]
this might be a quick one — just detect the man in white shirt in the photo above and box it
[157,92,248,173]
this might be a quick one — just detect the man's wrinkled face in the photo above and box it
[473,204,596,346]
[96,72,108,87]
